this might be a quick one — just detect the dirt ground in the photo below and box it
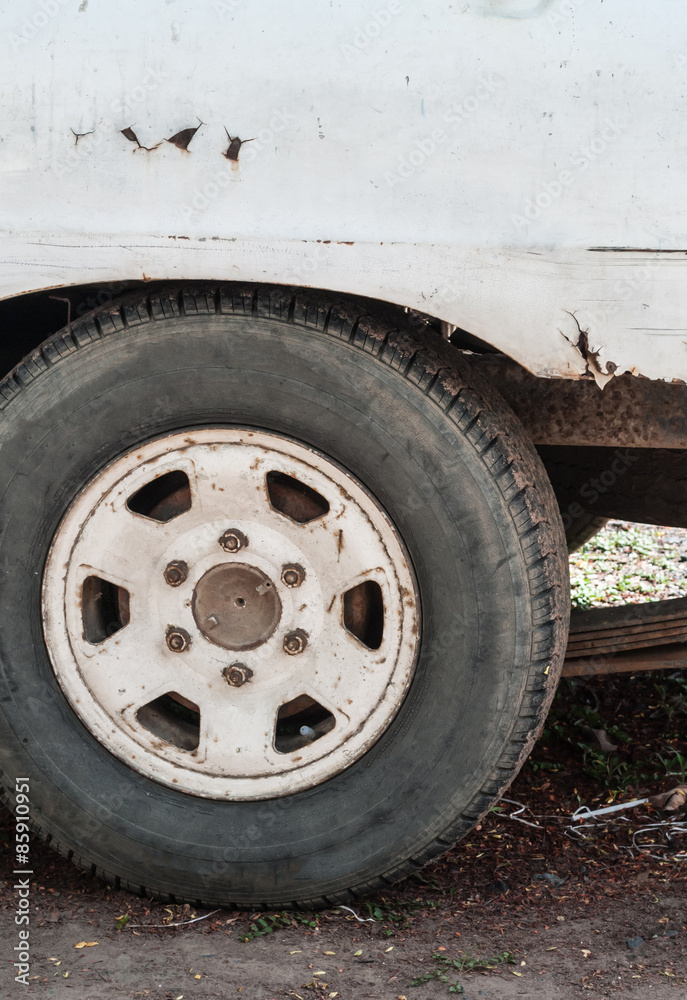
[2,523,686,999]
[2,678,685,1000]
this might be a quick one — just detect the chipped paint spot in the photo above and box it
[561,312,616,389]
[70,127,94,145]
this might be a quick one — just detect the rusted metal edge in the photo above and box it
[463,354,687,450]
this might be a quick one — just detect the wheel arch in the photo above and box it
[0,278,498,383]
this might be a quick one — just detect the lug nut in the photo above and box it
[223,663,253,687]
[283,628,308,655]
[163,560,188,587]
[166,626,191,652]
[219,528,248,553]
[281,563,305,588]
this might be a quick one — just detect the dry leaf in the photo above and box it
[194,974,201,980]
[313,971,326,976]
[581,949,592,957]
[290,950,302,954]
[323,951,336,955]
[385,946,394,952]
[648,785,687,811]
[353,949,362,956]
[74,941,98,949]
[512,971,523,977]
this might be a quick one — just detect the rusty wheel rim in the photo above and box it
[42,429,420,800]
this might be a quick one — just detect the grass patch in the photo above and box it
[411,950,515,992]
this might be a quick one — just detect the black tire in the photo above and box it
[0,286,569,908]
[565,513,608,553]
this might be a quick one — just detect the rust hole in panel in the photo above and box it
[136,692,200,751]
[343,581,384,650]
[82,576,130,644]
[223,129,255,162]
[120,127,161,152]
[127,470,192,522]
[274,695,335,754]
[166,122,203,151]
[266,471,329,524]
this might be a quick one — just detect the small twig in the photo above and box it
[128,908,220,929]
[49,295,72,329]
[336,905,376,923]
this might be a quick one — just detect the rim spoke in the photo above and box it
[71,619,197,718]
[186,445,274,520]
[302,632,387,727]
[295,521,382,602]
[71,503,178,589]
[199,684,285,776]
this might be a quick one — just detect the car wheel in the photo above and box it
[0,286,569,907]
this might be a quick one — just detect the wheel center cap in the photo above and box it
[192,562,282,650]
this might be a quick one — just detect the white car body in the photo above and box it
[1,0,686,386]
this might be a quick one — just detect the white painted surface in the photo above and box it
[42,429,419,799]
[2,0,687,383]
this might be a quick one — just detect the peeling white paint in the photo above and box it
[1,0,686,383]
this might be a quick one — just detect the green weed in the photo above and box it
[240,911,317,942]
[411,950,515,992]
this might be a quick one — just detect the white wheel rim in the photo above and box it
[42,429,419,800]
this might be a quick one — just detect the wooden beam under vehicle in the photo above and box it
[563,597,687,676]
